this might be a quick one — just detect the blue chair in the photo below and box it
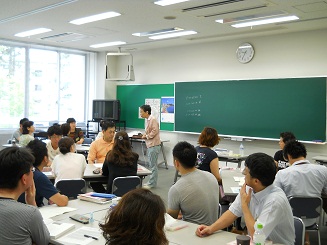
[294,216,305,245]
[112,176,141,197]
[55,179,86,199]
[289,196,322,245]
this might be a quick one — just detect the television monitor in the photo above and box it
[92,100,120,121]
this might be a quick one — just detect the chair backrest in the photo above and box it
[83,138,93,144]
[289,196,322,222]
[294,216,305,245]
[112,176,141,197]
[55,179,86,199]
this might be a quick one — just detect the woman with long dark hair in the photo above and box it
[101,131,139,193]
[100,188,168,245]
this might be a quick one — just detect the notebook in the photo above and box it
[44,219,75,239]
[78,192,113,204]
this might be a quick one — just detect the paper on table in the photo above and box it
[94,163,103,168]
[39,206,77,219]
[231,187,241,194]
[164,213,188,231]
[57,227,101,245]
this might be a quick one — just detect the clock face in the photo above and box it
[236,43,254,63]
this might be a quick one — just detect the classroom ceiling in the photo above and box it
[0,0,326,52]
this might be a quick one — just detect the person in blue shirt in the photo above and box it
[18,139,68,207]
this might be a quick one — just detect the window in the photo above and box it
[0,41,92,129]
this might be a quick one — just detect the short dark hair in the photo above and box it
[283,140,307,160]
[58,137,75,154]
[60,123,70,136]
[198,127,220,147]
[22,121,34,134]
[280,132,296,143]
[47,125,63,137]
[66,118,76,124]
[26,139,48,167]
[102,121,116,131]
[140,104,151,115]
[245,153,276,187]
[100,189,168,245]
[172,141,197,169]
[0,147,34,189]
[19,118,29,125]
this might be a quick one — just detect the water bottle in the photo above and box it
[89,212,94,223]
[253,223,265,245]
[239,143,244,156]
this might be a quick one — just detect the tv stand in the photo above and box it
[86,119,126,138]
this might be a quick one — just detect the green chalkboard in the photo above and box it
[117,84,174,131]
[175,78,327,141]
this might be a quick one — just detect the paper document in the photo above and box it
[39,206,77,219]
[45,220,75,239]
[128,131,142,137]
[164,213,188,231]
[57,227,101,245]
[231,187,241,194]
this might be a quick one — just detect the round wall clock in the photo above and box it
[236,43,255,63]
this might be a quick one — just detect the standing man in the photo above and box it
[273,132,296,170]
[87,121,116,164]
[140,104,161,189]
[11,117,29,143]
[0,147,50,244]
[196,153,295,244]
[168,141,219,225]
[46,125,63,162]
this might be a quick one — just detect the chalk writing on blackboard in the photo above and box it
[184,95,202,117]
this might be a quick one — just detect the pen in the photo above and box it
[84,234,98,240]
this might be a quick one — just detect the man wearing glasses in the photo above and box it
[196,153,295,244]
[46,125,63,162]
[0,147,50,244]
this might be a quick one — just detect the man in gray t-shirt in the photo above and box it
[168,141,219,225]
[0,147,50,244]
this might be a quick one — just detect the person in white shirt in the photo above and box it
[11,117,29,143]
[51,137,87,184]
[19,121,35,147]
[46,125,63,162]
[274,140,327,244]
[196,153,295,245]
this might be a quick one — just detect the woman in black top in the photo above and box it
[195,127,222,184]
[102,131,139,193]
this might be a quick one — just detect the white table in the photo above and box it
[312,155,327,166]
[47,200,238,245]
[44,163,152,185]
[130,137,170,169]
[220,168,244,196]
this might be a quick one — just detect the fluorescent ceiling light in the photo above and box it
[90,41,126,48]
[70,11,121,25]
[15,28,52,37]
[215,19,224,24]
[154,0,189,6]
[133,27,183,37]
[149,30,197,40]
[231,15,299,28]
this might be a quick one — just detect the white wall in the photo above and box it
[99,29,327,166]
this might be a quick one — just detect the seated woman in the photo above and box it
[51,137,87,184]
[66,118,84,144]
[100,188,168,245]
[101,131,139,193]
[19,120,35,147]
[196,127,222,184]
